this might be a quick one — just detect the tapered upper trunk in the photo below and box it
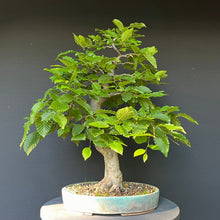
[91,98,124,193]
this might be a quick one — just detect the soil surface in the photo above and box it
[66,182,157,197]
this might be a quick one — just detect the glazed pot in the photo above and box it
[62,182,159,215]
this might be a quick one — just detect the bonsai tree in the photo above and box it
[20,19,198,194]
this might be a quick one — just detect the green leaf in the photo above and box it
[89,121,109,128]
[130,22,146,29]
[74,98,93,115]
[90,128,104,137]
[155,70,167,81]
[121,28,133,42]
[154,127,169,157]
[113,19,124,31]
[57,50,76,59]
[72,124,84,136]
[160,124,186,134]
[23,132,41,156]
[98,75,112,83]
[95,109,116,115]
[122,92,133,102]
[122,120,134,133]
[177,113,199,125]
[30,102,45,123]
[92,82,101,91]
[93,135,109,147]
[53,113,67,129]
[70,108,82,122]
[82,147,92,161]
[36,120,53,138]
[152,113,170,123]
[49,100,69,112]
[71,133,86,141]
[41,110,55,122]
[171,132,191,147]
[148,145,160,151]
[133,136,148,144]
[109,141,123,155]
[57,126,71,137]
[74,34,84,48]
[20,120,32,148]
[116,106,134,121]
[133,148,146,157]
[115,125,125,135]
[143,153,148,162]
[142,47,158,69]
[134,86,152,94]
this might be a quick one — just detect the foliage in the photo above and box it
[20,19,198,163]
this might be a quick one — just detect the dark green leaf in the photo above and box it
[71,133,86,141]
[72,124,84,136]
[177,113,199,125]
[23,132,41,156]
[122,92,133,102]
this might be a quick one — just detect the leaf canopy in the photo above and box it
[20,19,198,161]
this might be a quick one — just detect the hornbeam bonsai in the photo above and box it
[20,19,198,194]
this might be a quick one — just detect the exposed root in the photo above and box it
[92,178,125,196]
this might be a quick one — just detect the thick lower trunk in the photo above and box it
[95,146,124,193]
[90,98,124,193]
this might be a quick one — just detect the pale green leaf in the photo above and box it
[82,147,92,161]
[113,19,124,31]
[160,124,186,134]
[121,28,133,42]
[53,114,67,129]
[130,22,146,29]
[143,153,148,162]
[115,125,125,135]
[49,100,69,112]
[116,106,134,121]
[133,148,146,157]
[36,120,53,138]
[89,121,109,128]
[109,141,123,155]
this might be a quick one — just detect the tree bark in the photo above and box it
[91,98,124,193]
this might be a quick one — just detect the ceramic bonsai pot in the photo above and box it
[61,182,159,215]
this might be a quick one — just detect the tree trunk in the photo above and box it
[95,146,124,193]
[91,98,124,193]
